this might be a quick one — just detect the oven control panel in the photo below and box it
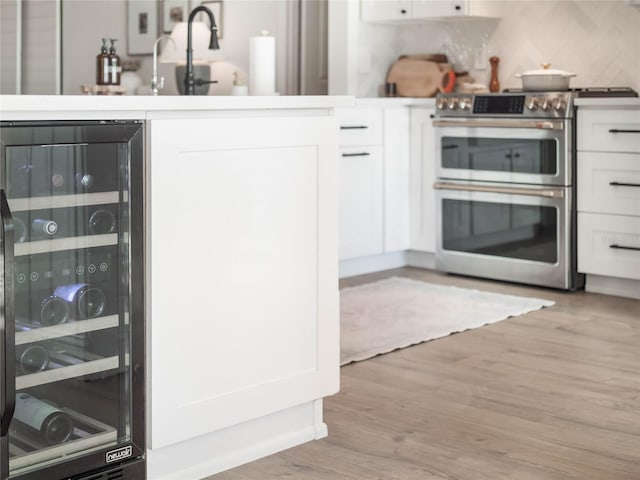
[435,92,574,119]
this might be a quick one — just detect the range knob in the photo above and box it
[459,98,471,110]
[553,97,566,112]
[541,97,553,111]
[527,97,539,111]
[447,97,459,110]
[437,97,448,110]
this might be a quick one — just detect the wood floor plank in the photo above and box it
[208,268,640,480]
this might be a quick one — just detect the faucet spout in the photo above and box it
[185,6,220,95]
[151,35,175,96]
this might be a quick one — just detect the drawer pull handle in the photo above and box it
[608,129,640,134]
[342,152,370,157]
[609,181,640,188]
[340,125,368,130]
[609,244,640,252]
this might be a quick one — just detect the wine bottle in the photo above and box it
[49,171,96,194]
[54,283,106,319]
[13,393,74,445]
[16,344,50,374]
[76,173,95,190]
[13,217,27,243]
[39,295,70,325]
[88,208,116,234]
[31,218,58,237]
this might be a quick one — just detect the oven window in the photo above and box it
[442,199,558,263]
[441,137,557,174]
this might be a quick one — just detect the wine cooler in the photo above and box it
[0,121,145,480]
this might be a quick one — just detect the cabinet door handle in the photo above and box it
[0,189,16,438]
[342,152,370,157]
[609,181,640,188]
[340,125,368,130]
[608,129,640,134]
[609,244,640,251]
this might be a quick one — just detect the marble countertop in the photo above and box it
[0,95,356,120]
[353,97,436,107]
[574,97,640,108]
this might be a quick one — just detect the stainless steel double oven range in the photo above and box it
[432,90,584,290]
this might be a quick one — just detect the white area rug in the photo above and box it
[340,277,554,365]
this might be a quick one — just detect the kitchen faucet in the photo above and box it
[150,35,174,96]
[185,6,220,95]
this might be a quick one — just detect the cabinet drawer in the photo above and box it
[578,109,640,153]
[578,213,640,280]
[335,107,383,146]
[578,151,640,216]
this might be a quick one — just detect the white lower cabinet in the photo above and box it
[577,105,640,298]
[337,103,434,273]
[409,106,437,253]
[338,106,409,260]
[337,105,411,261]
[146,114,339,469]
[578,213,640,281]
[339,145,384,259]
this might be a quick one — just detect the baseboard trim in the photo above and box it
[585,274,640,299]
[406,250,436,270]
[339,250,435,278]
[147,401,325,480]
[339,251,408,278]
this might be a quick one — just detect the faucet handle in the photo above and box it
[158,76,165,89]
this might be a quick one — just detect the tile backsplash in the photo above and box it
[359,0,640,96]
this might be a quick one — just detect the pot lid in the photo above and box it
[517,63,576,77]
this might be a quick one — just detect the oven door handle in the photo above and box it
[432,118,565,131]
[433,182,565,199]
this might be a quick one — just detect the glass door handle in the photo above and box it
[0,189,16,438]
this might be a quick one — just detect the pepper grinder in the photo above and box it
[489,56,500,93]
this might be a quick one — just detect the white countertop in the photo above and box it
[575,97,640,108]
[0,94,356,120]
[354,97,436,107]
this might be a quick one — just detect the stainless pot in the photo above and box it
[515,64,576,91]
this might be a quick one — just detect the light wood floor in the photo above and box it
[209,267,640,480]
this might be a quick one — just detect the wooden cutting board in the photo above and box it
[386,57,448,97]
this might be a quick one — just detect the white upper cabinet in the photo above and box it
[362,0,502,23]
[361,0,413,22]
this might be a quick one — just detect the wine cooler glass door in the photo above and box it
[0,122,145,480]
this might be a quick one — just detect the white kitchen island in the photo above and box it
[0,94,353,479]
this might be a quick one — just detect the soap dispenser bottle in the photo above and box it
[108,38,121,85]
[96,38,110,85]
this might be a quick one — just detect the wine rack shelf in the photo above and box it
[9,408,118,475]
[14,233,118,256]
[16,315,120,345]
[8,192,121,212]
[16,355,119,389]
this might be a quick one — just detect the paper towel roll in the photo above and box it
[249,31,276,95]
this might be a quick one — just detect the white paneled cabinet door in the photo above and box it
[147,115,339,450]
[384,107,411,252]
[409,106,437,252]
[339,145,384,259]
